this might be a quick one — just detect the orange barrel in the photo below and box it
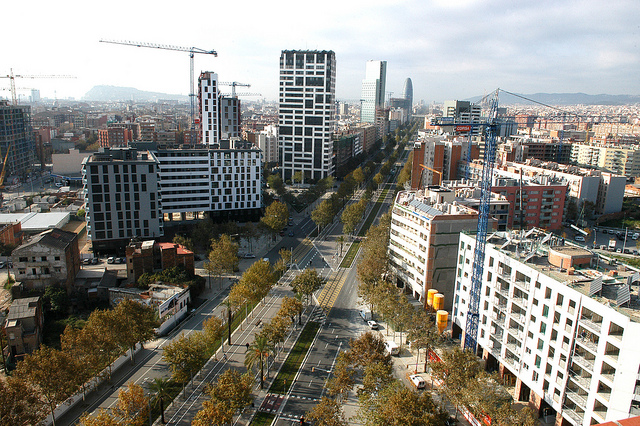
[436,310,448,333]
[433,293,445,311]
[427,289,438,307]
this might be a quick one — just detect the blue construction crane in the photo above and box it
[463,90,500,351]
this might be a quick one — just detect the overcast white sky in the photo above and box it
[4,0,639,104]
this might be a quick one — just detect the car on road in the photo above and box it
[288,230,294,237]
[409,374,426,389]
[244,253,256,259]
[367,320,378,330]
[288,220,294,226]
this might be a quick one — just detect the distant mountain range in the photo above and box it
[83,86,188,102]
[468,92,640,106]
[84,85,640,106]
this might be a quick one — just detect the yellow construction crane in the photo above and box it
[419,164,443,186]
[1,68,75,105]
[219,82,250,98]
[0,142,14,189]
[99,39,217,131]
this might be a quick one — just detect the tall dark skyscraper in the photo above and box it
[278,50,336,182]
[0,100,35,180]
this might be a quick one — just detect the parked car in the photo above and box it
[91,257,99,264]
[367,320,379,330]
[608,229,615,234]
[574,235,585,242]
[82,258,92,265]
[117,257,126,264]
[0,262,5,269]
[107,257,115,264]
[409,374,426,389]
[244,253,256,259]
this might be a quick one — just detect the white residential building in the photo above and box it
[278,50,336,182]
[257,124,279,164]
[453,229,640,426]
[156,144,263,222]
[389,189,479,310]
[199,71,220,146]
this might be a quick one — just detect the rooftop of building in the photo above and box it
[16,227,77,252]
[394,189,479,219]
[6,297,40,321]
[476,228,640,322]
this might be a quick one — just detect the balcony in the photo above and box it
[580,318,602,333]
[511,295,527,308]
[494,299,507,311]
[498,269,511,280]
[491,314,505,326]
[575,337,598,354]
[495,286,510,298]
[565,389,588,409]
[513,280,530,291]
[510,312,526,324]
[568,373,592,391]
[505,341,520,355]
[562,405,584,424]
[571,354,594,371]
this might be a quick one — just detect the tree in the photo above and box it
[206,234,239,288]
[352,167,365,189]
[430,347,482,414]
[79,409,119,426]
[149,377,171,424]
[260,201,289,241]
[192,399,234,426]
[242,221,258,254]
[203,315,225,350]
[373,172,383,187]
[162,332,209,383]
[0,376,45,426]
[279,296,303,327]
[341,202,362,236]
[80,309,122,380]
[311,199,336,233]
[14,346,80,426]
[292,170,304,185]
[112,382,149,426]
[173,234,194,251]
[206,369,253,413]
[306,397,348,426]
[42,285,69,317]
[291,268,326,305]
[359,381,448,426]
[406,309,440,372]
[337,235,344,256]
[245,334,275,389]
[241,259,277,304]
[267,174,285,195]
[112,299,160,363]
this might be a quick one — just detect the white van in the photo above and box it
[384,340,400,356]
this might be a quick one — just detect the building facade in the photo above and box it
[278,50,336,182]
[82,147,163,251]
[453,229,640,426]
[360,60,387,124]
[389,189,479,310]
[4,297,43,360]
[12,228,80,292]
[156,144,262,222]
[0,100,35,180]
[199,71,220,146]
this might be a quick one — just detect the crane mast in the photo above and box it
[463,90,500,351]
[99,39,217,134]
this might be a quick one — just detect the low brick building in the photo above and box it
[126,240,194,284]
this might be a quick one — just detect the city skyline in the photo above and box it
[4,0,639,104]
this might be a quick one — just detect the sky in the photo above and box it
[3,0,639,104]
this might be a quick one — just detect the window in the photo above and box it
[54,256,60,261]
[542,305,549,317]
[545,288,552,299]
[540,323,547,334]
[556,294,564,306]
